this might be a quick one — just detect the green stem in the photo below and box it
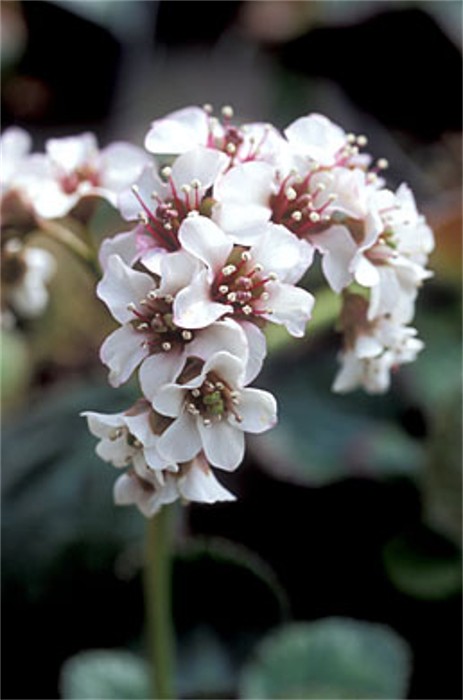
[38,218,101,278]
[144,505,176,699]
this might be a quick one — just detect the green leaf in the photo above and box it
[250,345,425,486]
[59,649,150,699]
[0,330,32,410]
[383,527,462,600]
[239,618,412,699]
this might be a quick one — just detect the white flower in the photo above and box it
[97,252,260,387]
[116,147,229,271]
[143,350,277,471]
[1,238,55,323]
[1,127,32,193]
[14,133,150,218]
[173,215,314,337]
[82,400,177,474]
[144,104,290,168]
[332,294,424,394]
[114,452,235,518]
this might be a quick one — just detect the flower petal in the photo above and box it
[312,225,357,293]
[264,282,314,337]
[179,457,236,502]
[231,387,277,433]
[139,352,185,402]
[98,230,139,270]
[178,215,232,273]
[171,147,229,192]
[97,254,154,324]
[100,325,149,387]
[251,223,314,284]
[198,419,245,470]
[157,412,202,463]
[144,107,210,154]
[174,268,230,329]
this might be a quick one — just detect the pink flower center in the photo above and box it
[59,164,100,194]
[130,291,195,353]
[270,172,336,237]
[211,246,274,321]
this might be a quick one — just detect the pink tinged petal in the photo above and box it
[144,445,177,471]
[198,419,245,471]
[171,147,229,192]
[157,412,202,463]
[251,224,314,284]
[96,435,132,467]
[265,283,314,337]
[173,268,230,329]
[203,350,246,388]
[140,247,168,275]
[33,181,80,218]
[179,459,236,503]
[144,106,210,154]
[284,114,346,166]
[231,387,277,433]
[99,230,139,270]
[100,325,149,387]
[158,249,199,296]
[46,133,98,171]
[149,383,186,417]
[139,352,186,403]
[96,254,154,324]
[187,318,248,367]
[312,225,357,293]
[178,216,232,272]
[99,143,150,193]
[240,321,267,384]
[114,472,141,506]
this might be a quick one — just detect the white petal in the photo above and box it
[284,114,346,166]
[171,147,229,192]
[96,434,132,467]
[150,382,186,417]
[312,225,357,293]
[178,216,232,273]
[100,142,150,193]
[173,268,230,329]
[213,161,273,232]
[179,458,236,503]
[157,412,202,463]
[265,282,314,337]
[251,223,314,283]
[98,230,139,270]
[46,133,98,172]
[82,410,125,439]
[212,203,271,238]
[353,255,380,288]
[139,352,185,402]
[198,419,245,471]
[144,107,210,154]
[123,410,156,448]
[100,325,149,387]
[203,350,246,388]
[231,387,277,433]
[158,249,199,296]
[187,317,248,366]
[354,334,383,359]
[96,254,154,324]
[240,321,267,384]
[332,352,363,393]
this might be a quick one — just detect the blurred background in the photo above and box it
[1,1,462,698]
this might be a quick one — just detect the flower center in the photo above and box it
[131,171,214,253]
[129,291,195,353]
[60,164,100,194]
[185,371,242,425]
[270,171,337,237]
[211,246,275,320]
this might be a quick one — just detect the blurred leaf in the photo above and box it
[239,618,411,699]
[0,329,32,410]
[2,379,142,595]
[250,345,425,486]
[177,626,236,699]
[383,527,462,600]
[60,649,149,700]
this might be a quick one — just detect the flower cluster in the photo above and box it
[1,104,434,516]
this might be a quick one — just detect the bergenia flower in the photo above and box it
[143,350,277,471]
[144,104,290,168]
[332,293,424,394]
[14,133,150,218]
[114,452,235,518]
[97,252,262,387]
[174,215,315,337]
[115,146,229,271]
[1,126,32,193]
